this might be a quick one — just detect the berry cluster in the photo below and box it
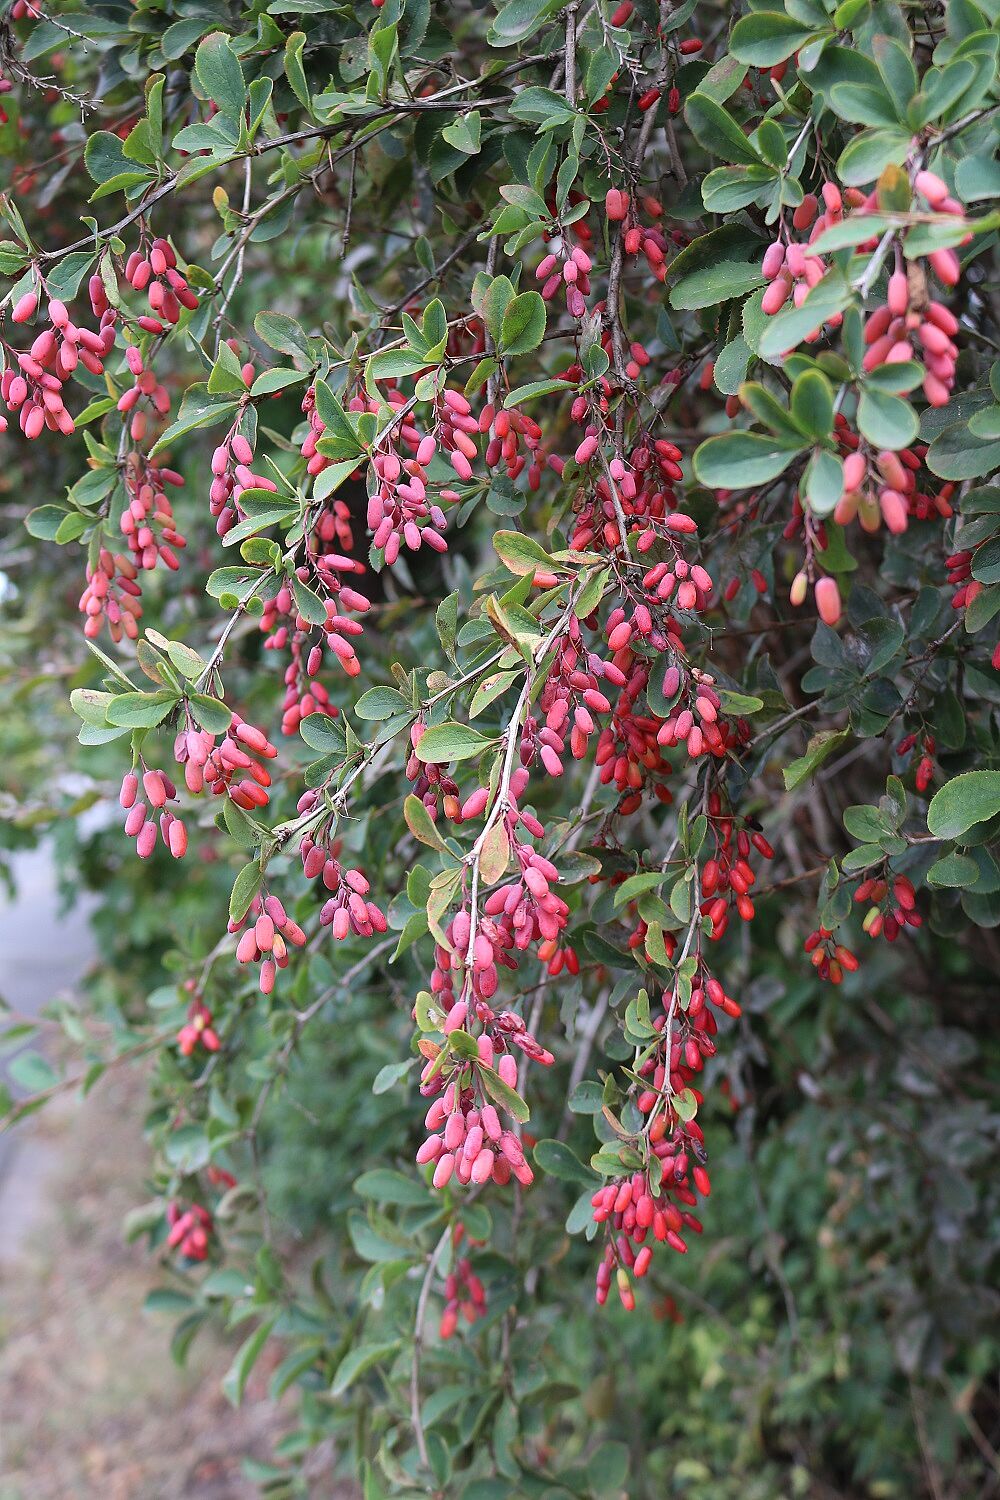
[166,1202,213,1262]
[175,715,277,811]
[123,237,200,335]
[438,1239,487,1339]
[417,1052,536,1191]
[119,451,186,572]
[855,873,922,942]
[230,892,307,996]
[119,766,187,860]
[79,549,142,642]
[298,830,387,943]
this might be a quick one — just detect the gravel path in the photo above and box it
[0,843,97,1253]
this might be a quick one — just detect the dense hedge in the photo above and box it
[1,0,999,1495]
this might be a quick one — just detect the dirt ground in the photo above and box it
[0,1065,294,1500]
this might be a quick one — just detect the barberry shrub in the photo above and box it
[2,0,1000,1493]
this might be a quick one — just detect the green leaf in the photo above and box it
[70,688,115,727]
[669,261,765,310]
[714,335,753,395]
[355,686,411,721]
[968,402,1000,443]
[0,240,28,276]
[804,449,844,516]
[955,153,1000,203]
[230,863,263,923]
[221,507,297,548]
[367,348,433,381]
[253,311,311,359]
[207,341,249,395]
[738,383,807,440]
[315,380,366,454]
[489,0,562,45]
[757,273,851,360]
[150,388,240,456]
[144,1288,195,1317]
[858,617,904,675]
[250,367,307,397]
[533,1139,597,1187]
[300,713,345,753]
[842,842,882,873]
[830,82,901,128]
[223,1318,277,1407]
[611,870,668,908]
[864,361,924,395]
[499,292,546,356]
[479,1064,530,1123]
[508,88,575,130]
[313,460,361,501]
[684,94,764,166]
[207,566,264,600]
[702,164,778,212]
[123,113,158,169]
[730,11,817,66]
[189,693,233,735]
[806,213,893,254]
[755,118,788,170]
[927,418,1000,481]
[105,691,177,729]
[966,584,1000,634]
[715,689,765,715]
[291,577,328,627]
[493,530,554,575]
[347,1211,411,1264]
[283,31,311,112]
[696,53,749,103]
[372,1059,415,1094]
[872,34,918,119]
[25,507,70,543]
[164,1124,211,1173]
[195,32,247,122]
[927,771,1000,841]
[84,131,149,188]
[790,370,834,439]
[353,1169,429,1206]
[223,798,264,850]
[972,536,1000,586]
[330,1341,401,1397]
[844,804,888,842]
[782,729,850,790]
[911,60,977,128]
[479,274,515,343]
[837,128,912,187]
[442,110,483,154]
[156,637,205,682]
[857,388,919,449]
[926,851,981,887]
[693,431,803,490]
[833,0,869,23]
[672,1087,699,1122]
[504,378,570,406]
[9,1050,58,1093]
[403,793,452,852]
[414,723,493,763]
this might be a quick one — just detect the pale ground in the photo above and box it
[0,847,297,1498]
[0,1070,294,1499]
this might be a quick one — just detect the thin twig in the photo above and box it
[410,1225,452,1469]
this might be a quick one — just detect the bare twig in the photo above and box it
[410,1224,453,1468]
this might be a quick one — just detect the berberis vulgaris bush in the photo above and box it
[2,0,999,1493]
